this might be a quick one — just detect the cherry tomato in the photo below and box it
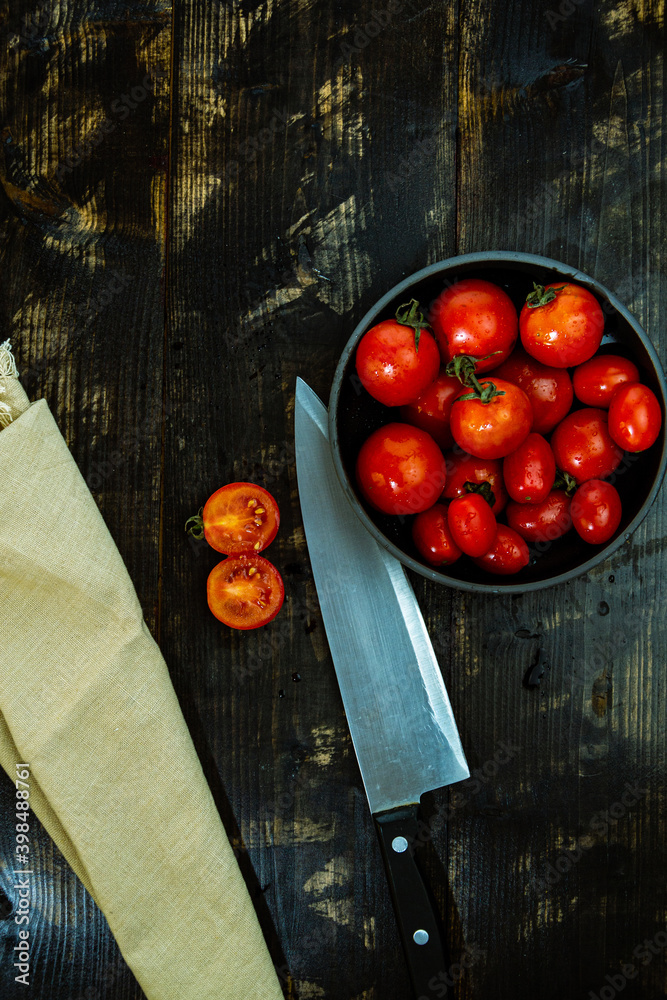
[503,433,556,504]
[356,422,447,515]
[412,504,462,565]
[570,480,622,544]
[447,493,496,557]
[399,370,461,450]
[450,378,533,459]
[429,278,518,374]
[489,347,573,434]
[519,282,604,367]
[608,382,662,452]
[572,354,640,407]
[473,525,530,575]
[355,299,440,406]
[186,482,280,554]
[506,490,572,544]
[441,450,508,515]
[207,554,284,629]
[550,408,624,483]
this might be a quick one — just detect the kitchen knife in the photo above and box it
[294,377,469,997]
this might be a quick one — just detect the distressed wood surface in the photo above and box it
[1,0,666,998]
[0,0,170,997]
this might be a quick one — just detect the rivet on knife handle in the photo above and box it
[375,806,451,997]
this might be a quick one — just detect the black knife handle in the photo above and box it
[375,805,451,999]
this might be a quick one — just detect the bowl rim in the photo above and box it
[328,250,667,594]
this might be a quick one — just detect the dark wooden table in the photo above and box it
[1,0,666,997]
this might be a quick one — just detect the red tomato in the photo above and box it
[447,493,496,557]
[503,433,556,504]
[399,371,461,450]
[441,450,508,514]
[207,554,284,629]
[429,278,518,374]
[473,525,530,575]
[450,378,533,459]
[356,423,447,515]
[355,300,440,406]
[489,347,573,434]
[570,480,622,544]
[519,282,604,367]
[572,354,640,407]
[550,408,624,483]
[506,490,572,544]
[186,482,280,554]
[608,382,662,452]
[412,504,462,565]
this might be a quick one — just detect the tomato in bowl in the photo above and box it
[328,252,667,594]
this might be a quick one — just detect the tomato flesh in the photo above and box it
[207,554,284,629]
[201,483,280,554]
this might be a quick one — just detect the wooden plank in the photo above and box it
[1,0,665,997]
[454,1,667,997]
[163,1,459,997]
[0,0,170,995]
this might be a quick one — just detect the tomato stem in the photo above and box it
[525,282,566,308]
[395,298,431,351]
[454,378,506,404]
[464,480,496,509]
[554,469,578,496]
[445,351,502,388]
[185,508,205,539]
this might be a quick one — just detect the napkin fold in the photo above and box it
[0,342,283,1000]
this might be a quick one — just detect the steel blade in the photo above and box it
[295,377,469,815]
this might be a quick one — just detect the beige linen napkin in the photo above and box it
[0,342,283,1000]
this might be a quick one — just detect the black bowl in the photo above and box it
[329,251,667,594]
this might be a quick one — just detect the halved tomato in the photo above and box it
[187,482,280,554]
[207,554,284,629]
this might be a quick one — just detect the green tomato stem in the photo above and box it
[554,469,578,496]
[464,480,496,509]
[394,298,431,351]
[185,508,205,539]
[525,282,566,309]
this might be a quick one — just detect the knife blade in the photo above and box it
[294,376,469,997]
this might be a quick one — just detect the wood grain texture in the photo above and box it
[1,0,666,997]
[452,1,667,997]
[0,0,170,996]
[162,2,461,999]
